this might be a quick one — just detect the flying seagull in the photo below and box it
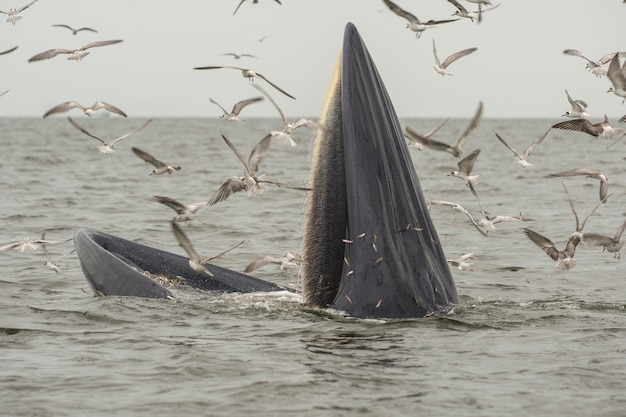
[193,65,295,99]
[216,52,258,60]
[447,0,500,22]
[582,217,626,259]
[44,101,127,118]
[562,49,625,78]
[132,147,181,175]
[41,231,75,274]
[244,252,299,273]
[28,39,123,62]
[552,115,621,139]
[447,148,484,210]
[233,0,282,16]
[0,0,38,25]
[382,0,459,39]
[432,38,477,76]
[0,235,71,253]
[150,196,208,224]
[549,168,609,203]
[251,83,321,146]
[52,24,98,35]
[427,199,488,237]
[607,52,626,103]
[494,128,550,168]
[404,101,483,157]
[68,117,152,154]
[208,134,310,206]
[562,89,590,119]
[171,221,245,277]
[209,96,264,122]
[523,228,581,272]
[446,252,475,271]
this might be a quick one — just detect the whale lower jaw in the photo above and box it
[73,22,458,319]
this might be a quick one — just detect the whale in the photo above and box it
[73,22,458,318]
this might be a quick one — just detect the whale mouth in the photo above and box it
[300,23,457,318]
[73,22,457,319]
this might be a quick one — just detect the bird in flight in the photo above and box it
[67,117,152,154]
[132,147,181,176]
[52,24,98,35]
[28,40,123,62]
[193,65,295,99]
[44,100,127,118]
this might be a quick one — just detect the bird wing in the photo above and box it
[447,0,469,14]
[231,96,264,116]
[522,128,550,159]
[208,177,249,206]
[494,132,523,160]
[441,47,478,69]
[382,0,420,23]
[201,239,247,263]
[132,147,165,168]
[562,49,595,65]
[28,48,73,62]
[233,0,247,15]
[0,46,18,55]
[52,24,73,31]
[454,101,483,155]
[77,27,98,33]
[221,134,255,175]
[79,39,123,51]
[43,101,84,118]
[171,221,201,262]
[209,98,231,117]
[17,0,38,13]
[247,133,272,175]
[565,89,584,113]
[255,72,296,100]
[151,195,187,214]
[251,83,287,126]
[404,126,453,152]
[457,148,481,175]
[432,38,441,67]
[551,118,598,136]
[549,167,597,178]
[244,255,281,273]
[112,119,152,145]
[67,117,106,144]
[608,53,626,91]
[524,228,559,260]
[613,217,626,241]
[92,101,128,117]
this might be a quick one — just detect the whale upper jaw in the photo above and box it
[300,22,458,318]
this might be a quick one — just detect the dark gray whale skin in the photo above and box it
[73,22,458,318]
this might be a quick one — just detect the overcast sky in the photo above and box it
[1,0,625,119]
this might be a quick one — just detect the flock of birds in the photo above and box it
[1,1,626,290]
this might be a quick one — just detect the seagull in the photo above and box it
[403,101,482,157]
[233,0,282,16]
[562,89,590,119]
[209,96,263,122]
[216,52,258,60]
[563,49,624,77]
[208,134,310,206]
[244,252,300,273]
[0,46,18,55]
[427,199,488,237]
[463,0,494,22]
[552,115,622,139]
[41,232,75,274]
[67,117,152,154]
[446,252,475,271]
[43,101,127,118]
[494,128,550,168]
[251,83,321,146]
[404,119,449,150]
[28,39,123,62]
[193,65,295,99]
[132,147,181,175]
[171,221,245,277]
[582,217,626,259]
[607,52,626,104]
[382,0,459,39]
[447,0,500,22]
[0,235,71,253]
[0,0,38,25]
[549,168,609,203]
[52,24,98,35]
[478,214,527,233]
[150,196,208,223]
[432,38,477,76]
[523,228,580,272]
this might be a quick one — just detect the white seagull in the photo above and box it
[244,252,300,273]
[0,235,71,253]
[607,52,626,103]
[494,128,550,168]
[209,96,263,122]
[43,100,127,118]
[52,24,98,35]
[446,252,475,271]
[404,119,449,150]
[251,83,321,146]
[193,65,295,99]
[132,147,181,176]
[41,231,75,274]
[171,221,245,277]
[432,38,477,76]
[563,49,625,77]
[549,168,609,203]
[67,117,152,154]
[0,0,38,25]
[150,196,208,224]
[524,228,580,272]
[28,39,123,62]
[562,89,590,119]
[552,115,622,139]
[382,0,459,39]
[208,134,310,206]
[216,52,258,60]
[582,217,626,259]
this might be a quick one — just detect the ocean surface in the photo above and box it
[1,117,625,417]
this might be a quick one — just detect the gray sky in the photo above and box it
[1,0,625,119]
